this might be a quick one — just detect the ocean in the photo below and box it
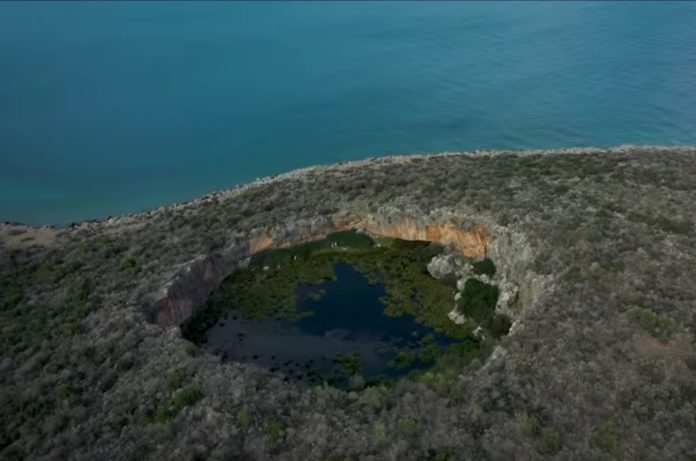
[1,1,695,225]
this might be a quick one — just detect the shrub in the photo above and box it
[437,341,491,370]
[235,407,251,428]
[521,414,541,437]
[119,257,138,271]
[151,387,204,424]
[432,449,453,461]
[418,344,442,364]
[457,279,500,325]
[592,421,619,455]
[472,257,496,277]
[333,352,363,377]
[629,307,676,341]
[394,350,417,370]
[374,422,388,444]
[325,230,375,249]
[628,211,692,235]
[266,419,285,444]
[168,369,189,390]
[521,415,561,455]
[398,416,420,436]
[57,385,80,405]
[172,387,204,410]
[357,385,389,411]
[488,313,512,338]
[251,230,375,269]
[68,278,94,320]
[540,427,561,455]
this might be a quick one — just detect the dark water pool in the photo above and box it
[203,263,454,386]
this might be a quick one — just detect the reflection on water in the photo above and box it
[204,263,454,385]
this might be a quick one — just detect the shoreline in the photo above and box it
[2,144,696,232]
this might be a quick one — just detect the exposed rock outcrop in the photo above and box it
[441,224,546,328]
[148,207,541,329]
[427,253,463,280]
[150,246,251,326]
[247,210,491,260]
[150,216,357,327]
[356,206,490,258]
[487,224,549,317]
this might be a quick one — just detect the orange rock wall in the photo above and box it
[154,215,490,327]
[360,219,490,258]
[248,216,490,258]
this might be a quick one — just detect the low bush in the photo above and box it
[266,419,285,444]
[472,257,496,277]
[151,387,204,424]
[592,421,619,455]
[540,428,561,455]
[629,307,676,341]
[457,278,500,326]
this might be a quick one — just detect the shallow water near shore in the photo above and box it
[204,263,455,386]
[2,2,696,224]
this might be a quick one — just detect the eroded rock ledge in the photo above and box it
[148,207,543,330]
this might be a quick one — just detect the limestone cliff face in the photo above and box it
[248,234,274,254]
[153,256,217,326]
[357,217,490,258]
[248,216,490,259]
[150,246,251,327]
[151,216,346,327]
[149,211,493,327]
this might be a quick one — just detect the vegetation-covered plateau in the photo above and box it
[1,146,696,460]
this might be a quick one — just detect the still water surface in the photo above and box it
[204,263,453,385]
[2,2,696,224]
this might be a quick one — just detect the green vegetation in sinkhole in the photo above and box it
[184,230,511,377]
[184,230,472,342]
[456,278,511,338]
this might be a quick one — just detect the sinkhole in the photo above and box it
[182,230,498,388]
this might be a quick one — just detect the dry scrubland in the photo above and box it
[1,146,696,460]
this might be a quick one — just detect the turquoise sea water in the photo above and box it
[2,2,696,225]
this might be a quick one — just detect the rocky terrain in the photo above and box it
[1,146,696,460]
